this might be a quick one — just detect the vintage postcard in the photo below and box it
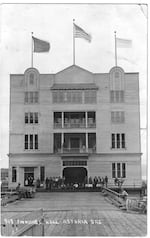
[0,2,148,236]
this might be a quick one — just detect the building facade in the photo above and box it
[8,65,142,188]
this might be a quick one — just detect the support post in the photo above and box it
[86,133,88,152]
[31,32,34,67]
[73,19,75,65]
[114,31,117,66]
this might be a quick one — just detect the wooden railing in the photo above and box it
[102,187,147,213]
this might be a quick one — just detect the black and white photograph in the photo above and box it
[0,1,148,236]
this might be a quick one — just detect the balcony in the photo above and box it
[54,132,96,154]
[55,147,96,154]
[54,112,96,129]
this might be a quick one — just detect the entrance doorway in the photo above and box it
[24,167,34,186]
[63,167,87,184]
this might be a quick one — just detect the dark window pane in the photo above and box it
[40,166,45,182]
[25,134,28,149]
[112,134,115,148]
[35,134,38,149]
[30,134,33,149]
[35,113,38,123]
[12,167,17,182]
[30,113,33,123]
[122,163,126,178]
[112,163,116,178]
[25,113,28,124]
[117,163,121,178]
[29,73,34,85]
[122,133,125,148]
[117,134,120,148]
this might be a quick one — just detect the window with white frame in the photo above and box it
[112,163,126,178]
[24,134,38,150]
[111,133,126,149]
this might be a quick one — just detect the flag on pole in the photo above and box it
[32,37,50,52]
[116,38,132,48]
[74,23,91,42]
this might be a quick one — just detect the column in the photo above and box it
[86,133,88,152]
[17,166,20,183]
[62,112,64,128]
[85,111,88,128]
[61,133,64,153]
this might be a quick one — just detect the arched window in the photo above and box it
[24,68,39,90]
[109,66,125,91]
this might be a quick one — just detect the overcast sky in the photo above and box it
[0,3,147,178]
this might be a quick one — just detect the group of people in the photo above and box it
[35,175,109,190]
[24,176,35,186]
[114,177,125,188]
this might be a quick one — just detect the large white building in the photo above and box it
[8,65,142,188]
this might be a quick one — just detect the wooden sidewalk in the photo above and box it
[1,192,147,236]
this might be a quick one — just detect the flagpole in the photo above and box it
[31,32,33,67]
[114,31,117,66]
[73,19,75,65]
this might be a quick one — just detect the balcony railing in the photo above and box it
[54,122,96,129]
[54,147,96,154]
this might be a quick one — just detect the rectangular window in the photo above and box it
[24,134,38,150]
[122,163,126,178]
[34,113,38,123]
[72,91,82,103]
[122,134,125,148]
[111,111,125,123]
[35,134,38,149]
[24,92,39,104]
[63,161,87,166]
[25,112,38,124]
[117,163,121,178]
[111,133,126,149]
[85,90,96,104]
[24,92,28,103]
[30,113,33,124]
[34,92,39,103]
[112,134,115,148]
[52,91,58,103]
[110,91,124,103]
[112,163,116,178]
[25,113,28,124]
[30,92,34,103]
[66,91,72,102]
[117,134,120,148]
[112,163,126,178]
[25,134,28,149]
[30,134,33,149]
[12,167,17,182]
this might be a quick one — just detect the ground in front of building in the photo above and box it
[1,192,147,236]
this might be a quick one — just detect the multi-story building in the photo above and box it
[8,65,142,188]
